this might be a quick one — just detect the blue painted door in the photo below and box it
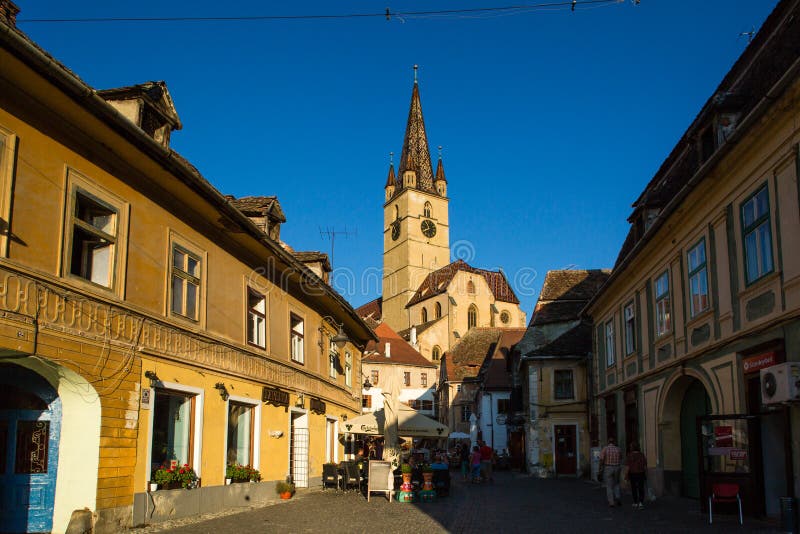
[0,364,61,534]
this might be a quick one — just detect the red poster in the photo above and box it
[714,426,733,448]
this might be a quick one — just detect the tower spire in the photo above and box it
[398,67,435,193]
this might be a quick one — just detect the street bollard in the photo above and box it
[780,496,797,534]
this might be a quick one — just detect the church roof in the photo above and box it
[443,327,503,382]
[356,297,383,322]
[405,259,520,308]
[385,164,396,188]
[363,322,436,368]
[397,316,444,340]
[435,157,447,183]
[392,80,438,197]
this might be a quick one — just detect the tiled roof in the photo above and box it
[397,317,443,340]
[395,82,437,195]
[363,322,436,368]
[435,157,447,183]
[444,328,502,382]
[406,259,520,308]
[481,328,526,389]
[227,195,286,223]
[385,164,396,187]
[356,297,382,322]
[97,81,182,130]
[530,301,586,327]
[525,321,593,359]
[538,270,611,302]
[293,251,331,272]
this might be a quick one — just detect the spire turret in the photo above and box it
[385,163,396,201]
[434,150,447,197]
[398,68,435,194]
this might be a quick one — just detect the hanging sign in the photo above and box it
[262,387,290,407]
[743,351,780,373]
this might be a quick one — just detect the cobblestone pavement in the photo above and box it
[132,471,778,533]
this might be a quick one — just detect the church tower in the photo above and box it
[382,68,451,330]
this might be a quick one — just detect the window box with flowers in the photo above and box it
[226,464,261,483]
[152,464,199,490]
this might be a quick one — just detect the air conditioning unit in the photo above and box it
[760,362,800,404]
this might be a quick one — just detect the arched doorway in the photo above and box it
[0,363,61,533]
[680,379,711,498]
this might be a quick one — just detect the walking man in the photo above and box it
[479,440,494,483]
[600,437,622,507]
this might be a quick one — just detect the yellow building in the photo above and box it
[586,0,800,518]
[516,270,609,477]
[0,5,374,533]
[357,74,526,365]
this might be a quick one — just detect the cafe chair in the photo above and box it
[322,463,340,491]
[342,461,362,492]
[708,483,743,525]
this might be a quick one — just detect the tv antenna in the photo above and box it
[739,26,755,44]
[319,226,357,267]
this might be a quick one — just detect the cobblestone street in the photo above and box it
[132,471,778,533]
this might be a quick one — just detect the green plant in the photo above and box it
[401,464,412,474]
[152,463,198,489]
[275,480,295,495]
[226,464,261,482]
[421,464,433,473]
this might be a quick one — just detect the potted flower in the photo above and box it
[275,479,295,499]
[421,464,434,490]
[400,463,413,485]
[227,464,261,483]
[152,463,198,490]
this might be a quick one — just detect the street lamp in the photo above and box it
[320,316,349,349]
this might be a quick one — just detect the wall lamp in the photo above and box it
[214,382,229,401]
[341,413,348,421]
[144,370,159,388]
[362,376,373,390]
[320,316,349,349]
[295,393,305,408]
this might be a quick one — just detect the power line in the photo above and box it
[17,0,625,24]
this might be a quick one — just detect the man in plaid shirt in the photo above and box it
[600,437,622,506]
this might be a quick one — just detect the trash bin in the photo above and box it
[780,496,797,534]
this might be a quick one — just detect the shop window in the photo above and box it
[741,185,774,284]
[247,289,266,348]
[554,369,575,400]
[171,245,201,321]
[688,239,709,316]
[654,271,671,336]
[290,314,304,364]
[151,389,196,472]
[624,302,636,355]
[227,402,254,467]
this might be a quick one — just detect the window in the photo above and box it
[461,404,472,422]
[407,399,419,409]
[423,201,432,218]
[497,398,510,414]
[329,339,338,379]
[500,311,511,324]
[434,302,442,319]
[404,372,411,386]
[420,400,433,411]
[371,370,379,386]
[0,129,17,258]
[394,205,399,220]
[468,305,478,329]
[432,346,441,361]
[605,319,615,367]
[421,307,428,323]
[467,280,475,294]
[362,394,372,409]
[345,351,352,387]
[151,389,196,472]
[247,289,266,348]
[456,384,462,393]
[688,239,709,317]
[68,190,118,288]
[554,369,575,400]
[624,302,636,355]
[421,373,427,387]
[655,271,671,336]
[742,186,773,284]
[290,314,304,364]
[171,245,201,320]
[227,402,254,466]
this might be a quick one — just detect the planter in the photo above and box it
[422,472,434,491]
[149,483,158,492]
[279,492,293,500]
[225,478,232,485]
[401,473,412,485]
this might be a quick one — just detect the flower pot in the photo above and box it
[225,478,232,485]
[279,492,293,499]
[401,473,412,485]
[149,483,158,492]
[422,472,434,491]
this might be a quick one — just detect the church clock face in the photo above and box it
[421,219,437,238]
[391,221,400,241]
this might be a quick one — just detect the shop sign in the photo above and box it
[714,426,733,448]
[730,449,747,461]
[262,387,290,407]
[310,397,326,414]
[743,351,780,373]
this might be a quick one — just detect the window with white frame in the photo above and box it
[362,394,371,409]
[329,339,338,379]
[290,314,304,364]
[404,372,411,386]
[151,389,196,472]
[421,373,427,387]
[461,404,471,422]
[345,351,352,387]
[624,302,636,355]
[247,289,266,348]
[655,271,671,336]
[554,369,575,400]
[171,245,201,320]
[227,402,254,467]
[605,319,615,367]
[68,189,119,288]
[741,185,774,284]
[371,369,379,385]
[688,239,709,317]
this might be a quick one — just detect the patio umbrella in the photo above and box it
[381,367,401,468]
[469,413,478,448]
[448,432,471,440]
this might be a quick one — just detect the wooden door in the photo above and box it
[554,425,577,475]
[508,431,525,469]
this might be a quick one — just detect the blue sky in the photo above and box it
[16,0,779,317]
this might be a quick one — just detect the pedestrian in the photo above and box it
[479,440,494,483]
[470,445,482,483]
[459,443,470,482]
[625,442,647,510]
[599,436,622,507]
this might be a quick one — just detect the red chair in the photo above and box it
[708,483,743,525]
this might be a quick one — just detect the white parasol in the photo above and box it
[381,367,401,468]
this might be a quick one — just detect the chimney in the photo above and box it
[385,342,391,359]
[410,326,418,348]
[0,0,20,26]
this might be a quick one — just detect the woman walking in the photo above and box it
[625,442,648,509]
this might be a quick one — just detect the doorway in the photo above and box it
[290,411,309,488]
[554,424,577,476]
[680,379,711,498]
[0,364,61,533]
[325,417,337,463]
